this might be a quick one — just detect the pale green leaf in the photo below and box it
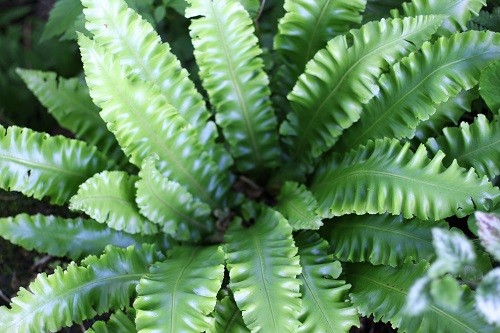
[327,214,445,267]
[429,275,463,310]
[275,181,322,230]
[70,171,159,235]
[224,206,302,332]
[87,308,136,333]
[0,126,109,205]
[295,231,359,333]
[476,268,500,326]
[427,115,500,180]
[0,213,170,260]
[479,60,500,112]
[311,138,499,220]
[345,261,496,332]
[405,276,432,316]
[336,31,500,152]
[208,295,249,333]
[0,245,162,333]
[475,211,500,261]
[134,246,225,333]
[135,156,213,241]
[429,228,476,277]
[187,0,280,173]
[281,15,444,167]
[78,35,230,207]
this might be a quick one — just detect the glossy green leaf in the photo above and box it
[135,156,212,241]
[87,308,136,333]
[475,211,500,261]
[476,268,500,326]
[187,0,280,173]
[396,0,486,35]
[16,68,125,164]
[427,115,500,180]
[0,245,161,333]
[134,246,225,333]
[295,231,359,333]
[479,60,500,112]
[0,213,170,260]
[70,171,158,235]
[281,15,444,167]
[311,138,499,220]
[224,206,302,332]
[327,214,446,267]
[337,31,500,152]
[345,261,496,332]
[0,126,109,205]
[41,0,83,41]
[208,295,249,333]
[275,181,322,230]
[274,0,366,93]
[78,35,230,207]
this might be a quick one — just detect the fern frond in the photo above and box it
[427,115,500,180]
[187,0,280,173]
[295,231,359,333]
[274,0,366,94]
[327,214,447,266]
[87,308,136,333]
[479,60,500,112]
[470,7,500,32]
[281,15,444,167]
[78,35,230,207]
[275,181,323,230]
[336,30,500,152]
[224,206,302,332]
[311,138,499,220]
[414,88,478,141]
[16,69,125,164]
[135,156,213,241]
[396,0,486,35]
[0,126,109,205]
[345,261,496,332]
[69,171,159,235]
[41,0,83,41]
[208,295,249,333]
[0,245,162,333]
[134,246,225,333]
[0,213,170,260]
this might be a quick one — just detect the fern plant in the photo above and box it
[0,0,499,332]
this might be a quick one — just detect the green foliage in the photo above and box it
[0,0,499,331]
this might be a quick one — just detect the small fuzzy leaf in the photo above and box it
[479,60,500,112]
[476,268,500,326]
[475,211,500,261]
[70,171,158,235]
[405,276,432,316]
[134,246,225,333]
[208,296,249,333]
[430,228,476,276]
[295,231,359,333]
[0,126,109,205]
[275,181,322,230]
[430,275,463,310]
[224,206,302,332]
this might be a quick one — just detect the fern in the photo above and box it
[275,181,322,230]
[208,295,249,333]
[479,59,500,112]
[87,308,136,333]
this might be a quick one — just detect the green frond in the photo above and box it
[0,213,170,260]
[78,35,230,207]
[186,0,280,173]
[0,126,109,205]
[224,206,302,332]
[0,245,162,333]
[69,171,159,235]
[470,7,500,32]
[16,69,125,164]
[274,0,367,94]
[311,138,499,220]
[41,0,83,41]
[135,156,213,241]
[208,295,249,333]
[396,0,486,35]
[327,214,446,266]
[87,308,136,333]
[275,181,323,230]
[479,60,500,112]
[414,88,478,141]
[363,0,405,23]
[427,115,499,180]
[134,246,225,333]
[345,261,496,332]
[281,15,444,167]
[295,231,359,333]
[336,30,500,152]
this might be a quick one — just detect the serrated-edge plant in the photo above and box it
[0,0,499,332]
